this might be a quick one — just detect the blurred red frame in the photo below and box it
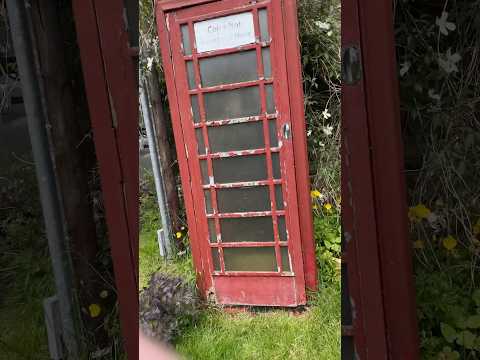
[72,1,138,359]
[341,0,420,358]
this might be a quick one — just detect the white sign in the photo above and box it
[194,12,255,53]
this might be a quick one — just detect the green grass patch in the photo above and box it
[0,165,53,359]
[176,286,340,360]
[140,198,340,360]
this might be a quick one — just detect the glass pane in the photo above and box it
[272,152,281,179]
[181,24,192,55]
[191,95,200,123]
[220,216,274,242]
[208,121,264,153]
[200,160,209,184]
[211,248,220,271]
[204,190,212,214]
[212,154,267,183]
[275,184,284,210]
[258,9,270,42]
[262,47,272,78]
[269,119,278,147]
[223,247,277,272]
[186,61,196,89]
[281,246,291,271]
[196,128,206,155]
[200,50,258,87]
[204,86,261,121]
[265,84,275,114]
[217,186,270,213]
[208,219,217,243]
[278,215,287,241]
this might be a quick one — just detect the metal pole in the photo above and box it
[140,79,174,258]
[6,1,80,357]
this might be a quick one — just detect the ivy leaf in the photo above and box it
[440,323,457,343]
[455,330,477,350]
[466,315,480,329]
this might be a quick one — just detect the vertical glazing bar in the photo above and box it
[187,22,225,274]
[253,7,282,272]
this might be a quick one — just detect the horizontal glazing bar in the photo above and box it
[193,113,277,128]
[212,271,295,277]
[198,147,280,160]
[188,78,274,94]
[202,179,282,190]
[182,41,271,61]
[206,210,286,219]
[175,1,269,23]
[210,241,288,248]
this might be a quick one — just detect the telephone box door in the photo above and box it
[158,0,314,306]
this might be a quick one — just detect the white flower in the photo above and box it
[327,31,333,37]
[322,109,331,119]
[315,21,331,30]
[435,12,456,36]
[307,129,312,137]
[147,57,154,70]
[428,89,441,101]
[438,48,461,74]
[322,125,333,136]
[399,61,411,77]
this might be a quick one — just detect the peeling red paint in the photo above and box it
[157,0,315,307]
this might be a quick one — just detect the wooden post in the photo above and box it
[29,0,104,341]
[146,64,182,235]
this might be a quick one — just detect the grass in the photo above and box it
[176,287,340,360]
[0,166,54,359]
[139,213,340,360]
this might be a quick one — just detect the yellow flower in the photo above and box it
[310,190,322,198]
[442,235,458,250]
[176,232,182,239]
[312,204,318,210]
[324,203,333,211]
[413,240,424,249]
[408,204,431,222]
[88,304,101,318]
[473,219,480,236]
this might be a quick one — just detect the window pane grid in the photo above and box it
[187,21,226,273]
[253,6,283,273]
[184,7,290,275]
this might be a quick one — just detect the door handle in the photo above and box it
[282,123,291,140]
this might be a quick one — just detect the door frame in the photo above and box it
[72,0,138,358]
[156,0,317,304]
[341,0,420,358]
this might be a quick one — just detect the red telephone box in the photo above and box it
[341,0,420,358]
[156,0,316,306]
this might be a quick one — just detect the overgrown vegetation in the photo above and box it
[0,164,53,359]
[395,1,480,357]
[140,181,340,359]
